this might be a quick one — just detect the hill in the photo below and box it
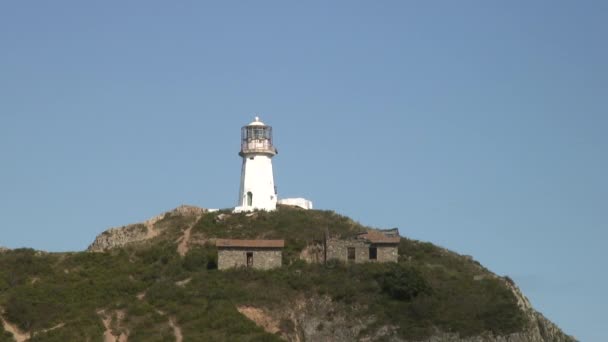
[0,206,575,341]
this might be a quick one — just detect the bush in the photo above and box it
[380,264,431,301]
[182,248,207,272]
[0,208,528,341]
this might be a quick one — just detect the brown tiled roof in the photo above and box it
[359,231,400,244]
[215,239,285,248]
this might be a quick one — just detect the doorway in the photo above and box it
[347,247,356,262]
[369,247,377,260]
[246,252,253,267]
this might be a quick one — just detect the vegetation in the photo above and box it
[0,207,525,341]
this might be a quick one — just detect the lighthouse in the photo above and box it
[234,116,278,212]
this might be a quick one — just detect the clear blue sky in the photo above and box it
[1,1,606,340]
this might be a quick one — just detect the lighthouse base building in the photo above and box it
[233,117,313,213]
[277,198,313,210]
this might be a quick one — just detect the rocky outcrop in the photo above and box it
[87,205,206,252]
[240,296,373,342]
[87,223,150,252]
[239,285,577,342]
[0,247,9,253]
[496,278,577,342]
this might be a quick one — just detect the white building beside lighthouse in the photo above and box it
[234,116,312,212]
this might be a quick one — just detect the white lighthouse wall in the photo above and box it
[235,154,277,212]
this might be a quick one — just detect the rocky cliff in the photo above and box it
[87,205,206,252]
[233,277,575,342]
[236,291,576,342]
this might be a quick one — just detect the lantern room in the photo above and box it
[239,117,277,157]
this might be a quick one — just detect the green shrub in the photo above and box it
[380,264,431,301]
[183,248,207,271]
[0,208,527,341]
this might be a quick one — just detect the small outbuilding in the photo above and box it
[326,230,400,264]
[216,239,284,270]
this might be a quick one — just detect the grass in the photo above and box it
[0,207,527,341]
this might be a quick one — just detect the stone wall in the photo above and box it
[218,248,282,270]
[376,245,398,262]
[326,239,397,264]
[326,239,368,263]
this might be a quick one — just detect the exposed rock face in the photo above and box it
[87,205,206,252]
[239,285,577,342]
[494,279,577,342]
[243,296,373,342]
[0,247,9,253]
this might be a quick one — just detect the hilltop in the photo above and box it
[0,206,575,341]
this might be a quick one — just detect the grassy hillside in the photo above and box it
[0,207,526,341]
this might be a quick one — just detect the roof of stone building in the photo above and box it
[358,231,401,244]
[216,239,285,248]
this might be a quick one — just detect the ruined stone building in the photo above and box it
[300,229,400,264]
[326,230,400,263]
[216,239,284,270]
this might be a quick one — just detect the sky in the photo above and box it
[0,1,606,340]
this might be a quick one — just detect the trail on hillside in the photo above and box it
[175,278,191,287]
[169,317,183,342]
[98,310,128,342]
[155,309,183,342]
[144,215,161,240]
[1,306,67,341]
[237,306,280,334]
[37,323,65,335]
[177,215,202,257]
[0,307,30,342]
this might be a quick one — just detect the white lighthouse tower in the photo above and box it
[234,116,278,212]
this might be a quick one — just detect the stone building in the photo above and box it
[216,239,284,270]
[325,230,400,264]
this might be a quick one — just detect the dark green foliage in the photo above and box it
[379,264,430,301]
[182,244,217,271]
[196,207,361,237]
[29,319,103,342]
[0,331,14,342]
[0,208,526,340]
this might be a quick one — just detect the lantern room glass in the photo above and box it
[241,125,275,155]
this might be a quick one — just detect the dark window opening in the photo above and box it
[246,252,253,267]
[247,192,253,206]
[347,247,356,261]
[369,247,377,260]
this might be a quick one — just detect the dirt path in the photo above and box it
[144,217,161,239]
[177,215,201,257]
[237,306,280,334]
[1,306,68,341]
[175,278,191,287]
[154,309,183,342]
[177,226,192,257]
[0,309,30,342]
[169,317,183,342]
[36,322,65,335]
[98,310,128,342]
[100,314,114,342]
